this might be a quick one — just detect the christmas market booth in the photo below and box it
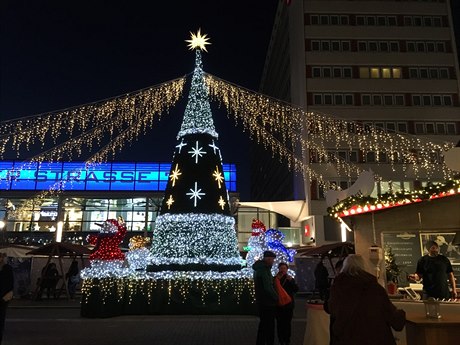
[329,179,460,290]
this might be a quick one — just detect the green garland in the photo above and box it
[328,179,460,218]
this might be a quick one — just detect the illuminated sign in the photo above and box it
[0,161,237,192]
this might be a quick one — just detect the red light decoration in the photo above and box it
[87,219,127,261]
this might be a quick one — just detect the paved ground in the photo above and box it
[4,296,310,345]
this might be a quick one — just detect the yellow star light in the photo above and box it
[212,166,224,188]
[186,29,211,52]
[218,196,226,210]
[170,164,182,187]
[166,195,174,210]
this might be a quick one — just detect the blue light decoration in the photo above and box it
[0,161,237,192]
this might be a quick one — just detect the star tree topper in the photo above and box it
[186,29,211,52]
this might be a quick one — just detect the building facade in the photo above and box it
[257,0,460,243]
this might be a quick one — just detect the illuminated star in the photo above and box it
[218,196,226,210]
[169,164,182,187]
[186,182,205,207]
[188,141,206,164]
[212,166,224,189]
[176,139,187,153]
[186,29,211,52]
[166,195,174,210]
[208,140,219,154]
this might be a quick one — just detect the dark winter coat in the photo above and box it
[252,260,278,307]
[328,271,405,345]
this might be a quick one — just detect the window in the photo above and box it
[342,41,351,51]
[334,94,343,105]
[344,94,354,105]
[312,67,321,77]
[382,68,391,78]
[333,67,342,78]
[432,95,442,106]
[392,68,401,78]
[357,16,365,25]
[433,17,442,27]
[395,95,404,106]
[321,41,330,51]
[388,17,397,26]
[439,68,449,79]
[416,42,425,52]
[420,68,429,78]
[332,41,341,51]
[404,16,412,26]
[340,16,349,25]
[323,67,332,78]
[446,123,456,135]
[349,151,358,162]
[359,67,370,78]
[409,68,418,78]
[320,15,329,25]
[415,123,425,133]
[379,42,389,52]
[412,95,421,106]
[378,152,388,163]
[343,67,352,78]
[436,42,445,52]
[384,95,393,105]
[362,94,371,105]
[314,94,322,105]
[370,68,380,78]
[310,15,319,25]
[369,41,378,52]
[423,17,432,27]
[390,42,399,52]
[386,123,396,132]
[443,95,452,106]
[398,123,408,133]
[407,42,416,52]
[339,181,349,190]
[367,16,376,26]
[429,68,438,78]
[366,152,376,163]
[358,41,367,51]
[436,123,445,134]
[414,17,422,26]
[331,15,339,25]
[422,95,431,106]
[426,42,435,52]
[324,94,333,105]
[377,16,386,26]
[312,41,320,51]
[426,123,435,134]
[373,95,382,105]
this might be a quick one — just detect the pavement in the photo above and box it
[4,295,310,345]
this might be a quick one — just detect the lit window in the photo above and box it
[370,68,380,78]
[382,68,391,78]
[392,68,401,78]
[359,67,370,78]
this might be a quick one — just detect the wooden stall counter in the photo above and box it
[405,312,460,345]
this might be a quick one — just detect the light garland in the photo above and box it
[329,178,460,218]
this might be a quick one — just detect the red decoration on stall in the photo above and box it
[87,219,127,261]
[251,219,266,236]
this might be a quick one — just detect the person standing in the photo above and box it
[328,255,405,345]
[253,250,278,345]
[66,260,80,300]
[275,262,298,345]
[0,253,14,344]
[411,240,457,300]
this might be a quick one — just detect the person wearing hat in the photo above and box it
[252,250,278,345]
[410,240,457,300]
[0,253,14,344]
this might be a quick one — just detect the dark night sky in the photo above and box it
[1,1,460,200]
[0,0,280,200]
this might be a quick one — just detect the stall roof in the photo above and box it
[27,242,91,257]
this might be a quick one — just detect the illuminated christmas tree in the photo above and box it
[150,30,241,271]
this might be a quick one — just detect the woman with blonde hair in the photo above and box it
[328,254,405,345]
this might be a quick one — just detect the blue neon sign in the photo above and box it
[0,161,237,192]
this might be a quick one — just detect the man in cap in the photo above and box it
[411,240,457,300]
[252,250,278,345]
